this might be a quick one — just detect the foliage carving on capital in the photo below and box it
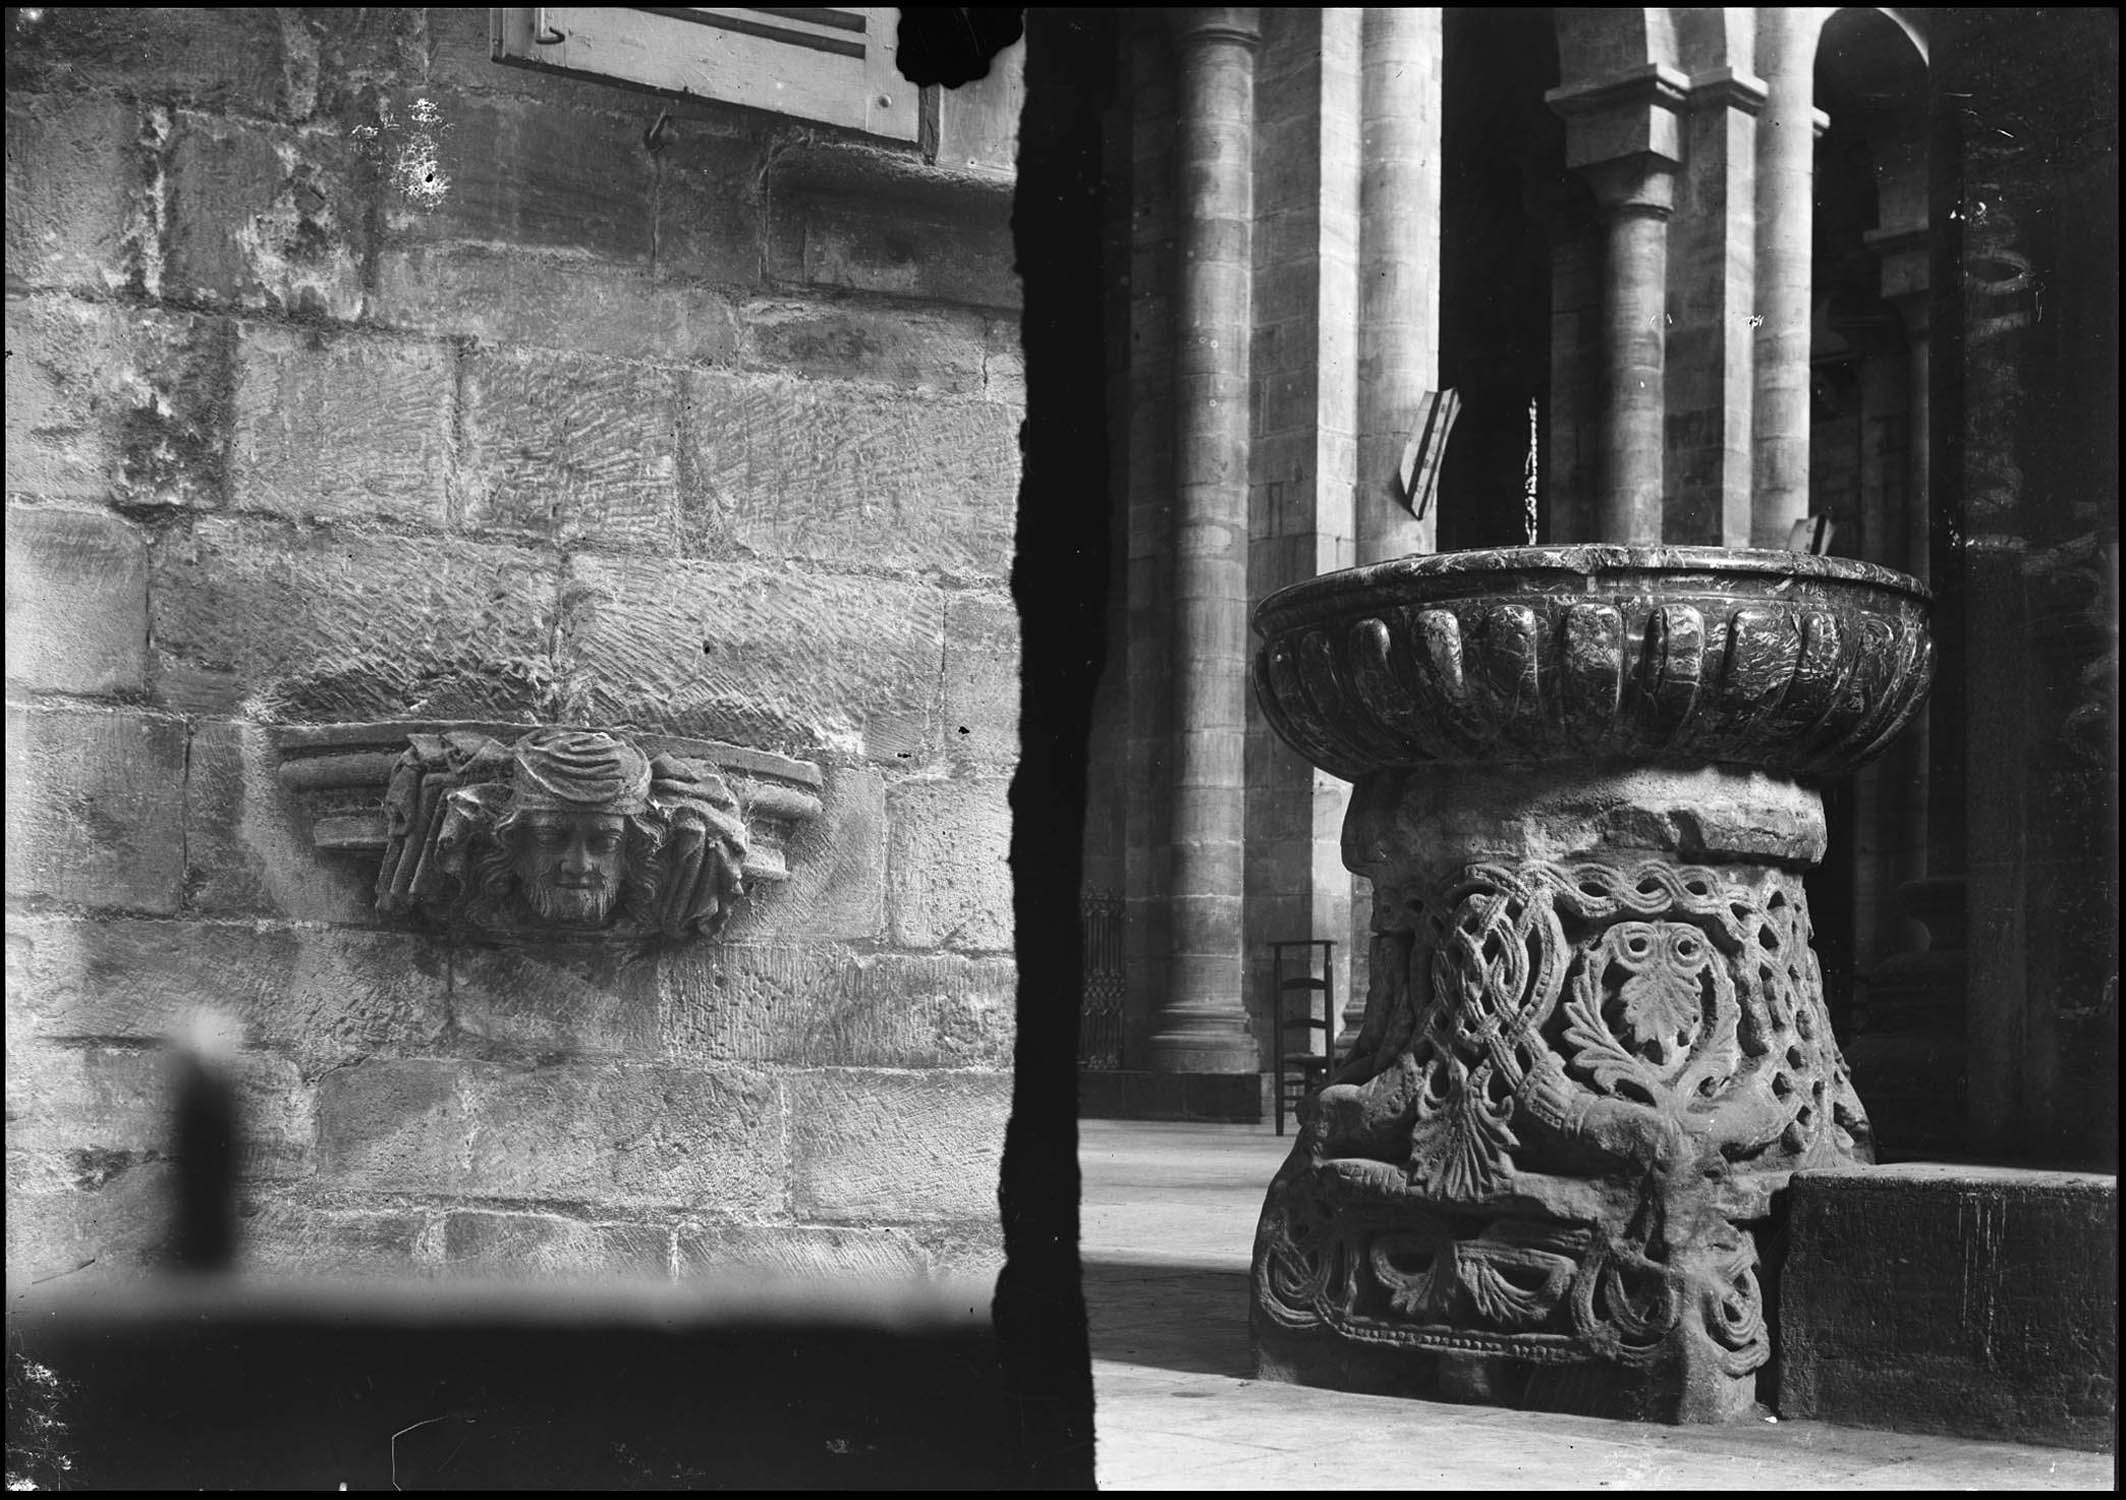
[376,728,749,942]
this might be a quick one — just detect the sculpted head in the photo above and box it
[490,731,657,928]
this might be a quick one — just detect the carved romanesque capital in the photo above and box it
[273,721,825,945]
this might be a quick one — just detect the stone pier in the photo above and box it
[1152,6,1264,1078]
[1750,6,1831,545]
[1354,5,1442,563]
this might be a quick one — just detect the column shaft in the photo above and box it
[1549,66,1684,547]
[1599,203,1670,543]
[1750,7,1829,546]
[1154,7,1261,1075]
[1355,6,1441,564]
[1664,73,1762,545]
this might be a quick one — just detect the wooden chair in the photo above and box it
[1268,939,1336,1136]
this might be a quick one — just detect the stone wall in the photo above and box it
[6,8,1021,1284]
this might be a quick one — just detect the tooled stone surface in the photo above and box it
[1252,545,1933,780]
[1254,850,1867,1417]
[373,728,750,942]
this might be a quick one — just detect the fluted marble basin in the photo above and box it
[1248,546,1936,1425]
[1253,545,1932,781]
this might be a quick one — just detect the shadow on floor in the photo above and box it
[1082,1258,1255,1379]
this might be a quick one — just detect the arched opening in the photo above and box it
[1438,6,1567,551]
[1809,4,1936,1142]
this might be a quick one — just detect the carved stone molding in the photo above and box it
[1248,547,1933,1424]
[1252,545,1933,782]
[273,721,825,944]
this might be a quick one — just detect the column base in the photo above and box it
[1078,1069,1263,1123]
[1145,1032,1260,1077]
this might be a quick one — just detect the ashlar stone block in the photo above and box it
[4,295,234,508]
[5,506,150,695]
[4,95,142,292]
[4,704,188,912]
[369,246,740,365]
[680,371,1019,580]
[886,778,1014,952]
[5,916,448,1071]
[658,943,1015,1068]
[556,553,943,764]
[229,326,454,527]
[786,1068,1010,1223]
[461,350,680,548]
[151,518,558,719]
[164,111,366,318]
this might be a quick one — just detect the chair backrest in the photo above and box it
[1278,976,1332,1051]
[1267,940,1336,1063]
[1267,939,1336,1136]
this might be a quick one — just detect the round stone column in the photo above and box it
[1356,5,1442,563]
[1751,6,1832,546]
[1584,157,1676,544]
[1152,6,1262,1076]
[1546,63,1686,547]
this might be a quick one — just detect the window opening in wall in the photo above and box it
[495,7,922,141]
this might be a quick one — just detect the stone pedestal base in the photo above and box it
[1251,763,1874,1423]
[1780,1164,2118,1450]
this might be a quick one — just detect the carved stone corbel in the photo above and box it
[273,721,826,944]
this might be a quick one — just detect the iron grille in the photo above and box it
[1077,888,1126,1069]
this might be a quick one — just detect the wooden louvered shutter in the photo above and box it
[492,7,921,145]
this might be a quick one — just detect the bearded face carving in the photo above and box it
[375,728,750,941]
[510,811,630,925]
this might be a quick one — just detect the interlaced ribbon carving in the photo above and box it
[1256,855,1866,1387]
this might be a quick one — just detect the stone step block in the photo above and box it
[1779,1162,2118,1451]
